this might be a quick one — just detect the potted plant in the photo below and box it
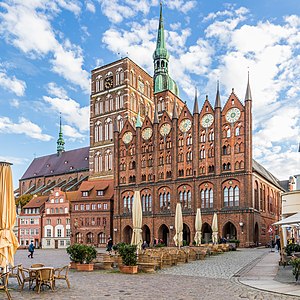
[290,257,300,281]
[228,239,240,250]
[76,245,97,271]
[66,243,83,269]
[118,244,138,274]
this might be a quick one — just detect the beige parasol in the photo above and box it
[194,208,202,246]
[131,190,143,250]
[0,162,19,268]
[211,212,218,244]
[173,203,183,248]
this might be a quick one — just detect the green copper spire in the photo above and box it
[135,111,142,128]
[153,3,179,96]
[57,114,65,156]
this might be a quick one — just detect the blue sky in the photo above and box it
[0,0,299,188]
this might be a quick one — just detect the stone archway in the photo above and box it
[158,224,169,246]
[183,223,191,246]
[142,224,151,245]
[123,225,132,244]
[222,222,237,240]
[202,222,212,243]
[254,222,259,246]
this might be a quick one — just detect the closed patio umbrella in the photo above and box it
[131,190,143,250]
[211,212,218,244]
[0,162,19,268]
[173,203,183,248]
[194,208,202,246]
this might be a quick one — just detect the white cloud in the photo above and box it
[10,99,20,108]
[86,1,96,13]
[46,82,68,99]
[0,116,52,141]
[166,0,196,14]
[62,124,86,141]
[43,96,89,132]
[0,71,26,96]
[0,1,89,92]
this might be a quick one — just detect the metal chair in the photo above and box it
[0,272,12,300]
[54,265,70,288]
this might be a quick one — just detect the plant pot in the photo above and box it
[119,265,138,274]
[76,263,94,271]
[69,261,78,269]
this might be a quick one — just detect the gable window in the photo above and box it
[82,191,89,197]
[97,190,104,196]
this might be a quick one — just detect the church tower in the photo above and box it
[152,4,185,117]
[57,114,65,156]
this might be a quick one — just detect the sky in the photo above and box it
[0,0,299,189]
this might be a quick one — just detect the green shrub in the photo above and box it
[66,244,97,264]
[289,257,300,281]
[285,244,300,256]
[118,244,137,266]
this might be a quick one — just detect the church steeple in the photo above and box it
[245,71,252,101]
[135,111,142,128]
[153,3,179,96]
[57,114,65,156]
[193,87,199,114]
[214,81,221,108]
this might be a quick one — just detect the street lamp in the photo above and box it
[239,222,244,234]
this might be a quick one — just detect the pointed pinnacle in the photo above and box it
[135,111,142,128]
[215,81,221,108]
[193,87,199,114]
[245,71,252,101]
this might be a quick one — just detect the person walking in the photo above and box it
[28,241,35,258]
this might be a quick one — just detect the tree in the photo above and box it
[15,194,33,208]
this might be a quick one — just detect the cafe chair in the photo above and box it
[19,266,34,290]
[54,265,70,288]
[8,264,22,286]
[0,272,12,300]
[36,268,55,294]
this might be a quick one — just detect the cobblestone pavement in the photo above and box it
[4,248,297,300]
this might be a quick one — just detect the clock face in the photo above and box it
[226,108,241,123]
[104,76,113,89]
[179,119,192,133]
[160,123,171,137]
[201,114,214,128]
[122,131,133,144]
[142,127,152,140]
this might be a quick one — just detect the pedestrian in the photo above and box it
[28,241,35,258]
[142,241,148,250]
[275,238,281,252]
[106,238,113,254]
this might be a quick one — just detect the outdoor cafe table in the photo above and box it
[29,266,54,291]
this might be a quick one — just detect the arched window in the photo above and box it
[159,193,163,208]
[226,128,231,138]
[234,186,240,206]
[187,191,191,208]
[224,188,229,207]
[117,115,123,131]
[235,127,240,136]
[229,187,234,206]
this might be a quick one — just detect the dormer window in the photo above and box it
[84,157,88,160]
[46,164,50,167]
[70,166,73,170]
[82,191,89,197]
[97,190,104,196]
[64,161,68,164]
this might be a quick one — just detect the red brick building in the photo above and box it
[112,5,283,247]
[18,195,47,248]
[41,188,71,249]
[69,180,114,246]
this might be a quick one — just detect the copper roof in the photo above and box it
[21,147,89,180]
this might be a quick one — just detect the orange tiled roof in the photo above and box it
[23,195,48,208]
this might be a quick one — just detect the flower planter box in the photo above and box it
[76,263,94,271]
[69,261,78,269]
[119,265,138,274]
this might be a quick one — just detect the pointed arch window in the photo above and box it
[224,187,229,207]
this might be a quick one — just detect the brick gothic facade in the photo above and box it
[113,90,282,247]
[111,5,283,247]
